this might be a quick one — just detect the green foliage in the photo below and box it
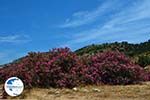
[138,55,150,67]
[75,40,150,57]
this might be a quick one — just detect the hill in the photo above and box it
[75,40,150,57]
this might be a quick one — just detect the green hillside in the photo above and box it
[75,40,150,57]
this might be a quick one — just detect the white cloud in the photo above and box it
[62,0,150,49]
[102,0,150,30]
[60,0,123,28]
[0,34,31,44]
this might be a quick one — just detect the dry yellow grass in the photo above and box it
[3,82,150,100]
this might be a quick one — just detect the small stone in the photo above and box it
[92,88,101,92]
[72,87,78,91]
[55,91,60,94]
[82,89,89,92]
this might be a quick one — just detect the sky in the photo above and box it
[0,0,150,64]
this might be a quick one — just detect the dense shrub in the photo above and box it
[0,48,83,88]
[138,55,150,67]
[82,51,146,85]
[146,72,150,81]
[144,65,150,81]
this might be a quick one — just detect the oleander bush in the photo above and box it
[0,48,84,88]
[145,65,150,81]
[81,51,147,85]
[0,48,148,89]
[146,72,150,81]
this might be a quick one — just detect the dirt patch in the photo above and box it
[4,82,150,100]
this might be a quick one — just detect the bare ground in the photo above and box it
[2,82,150,100]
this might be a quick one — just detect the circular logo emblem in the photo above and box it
[4,77,24,97]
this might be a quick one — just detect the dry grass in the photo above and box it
[4,82,150,100]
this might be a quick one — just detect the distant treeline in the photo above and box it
[75,40,150,57]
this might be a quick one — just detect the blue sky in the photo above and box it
[0,0,150,64]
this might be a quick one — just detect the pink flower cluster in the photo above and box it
[82,51,147,85]
[0,48,82,88]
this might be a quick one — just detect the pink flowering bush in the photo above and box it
[0,48,83,88]
[81,51,146,85]
[145,72,150,81]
